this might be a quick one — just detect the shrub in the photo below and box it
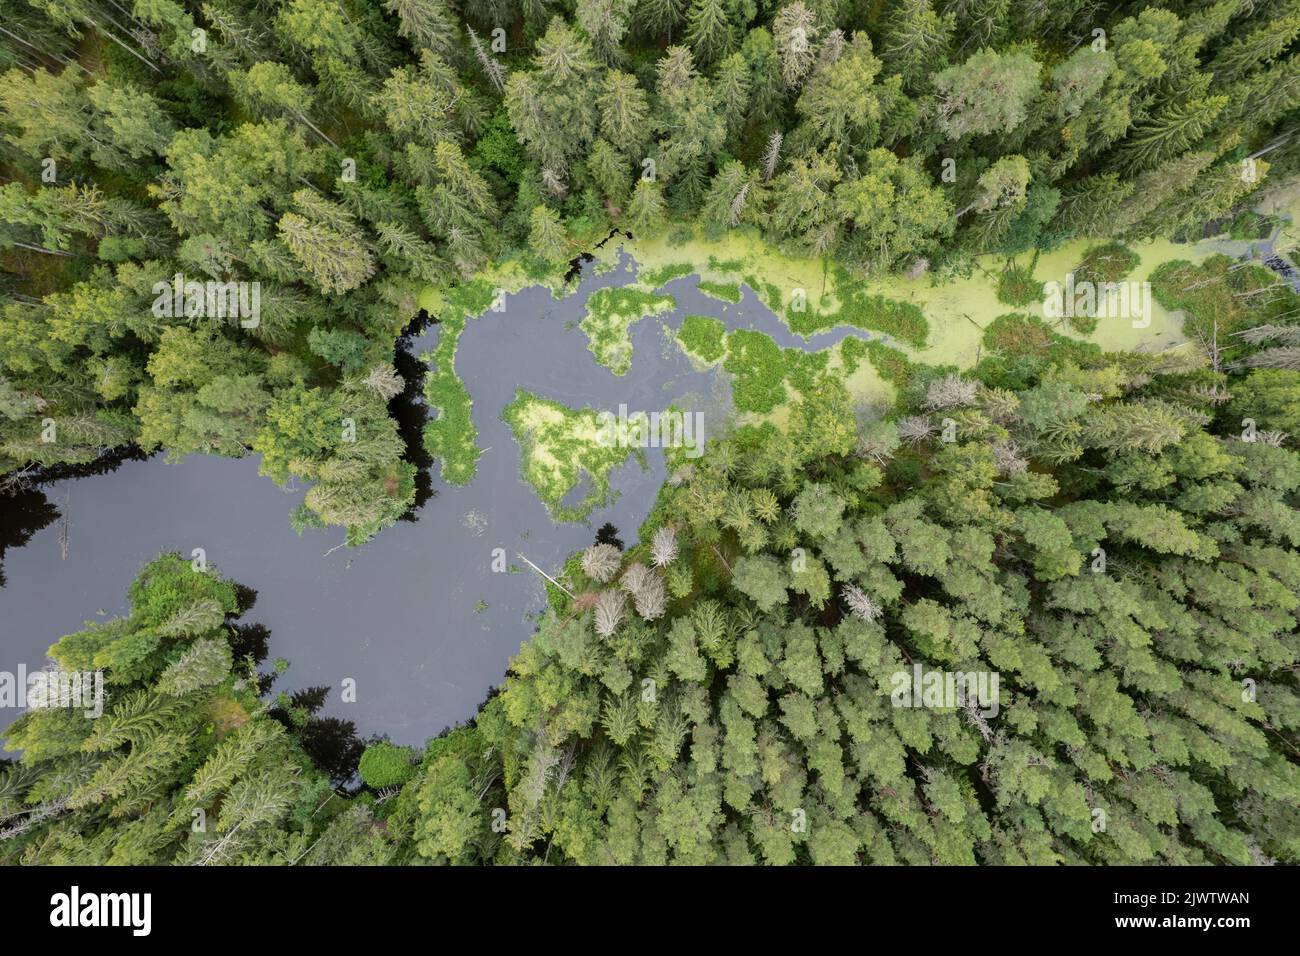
[359,742,418,789]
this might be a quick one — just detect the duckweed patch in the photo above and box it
[697,279,742,303]
[861,339,917,390]
[745,274,785,312]
[782,347,831,396]
[724,329,788,414]
[678,314,727,363]
[840,336,867,375]
[422,280,499,485]
[422,229,1203,498]
[785,268,929,347]
[580,286,676,375]
[640,262,693,287]
[502,390,638,521]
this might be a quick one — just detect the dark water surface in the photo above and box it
[0,254,881,752]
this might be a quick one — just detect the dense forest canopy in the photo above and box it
[2,0,1300,865]
[2,0,1298,536]
[6,300,1300,862]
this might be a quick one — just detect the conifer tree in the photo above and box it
[528,204,569,265]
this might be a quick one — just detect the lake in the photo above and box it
[0,250,905,752]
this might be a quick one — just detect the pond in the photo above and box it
[0,250,903,753]
[3,220,1269,752]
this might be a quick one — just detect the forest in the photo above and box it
[1,0,1299,865]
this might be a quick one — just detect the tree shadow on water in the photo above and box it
[0,447,149,588]
[393,308,437,523]
[268,685,366,788]
[0,485,59,588]
[226,585,367,789]
[596,522,624,550]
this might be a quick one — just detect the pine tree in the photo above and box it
[505,18,600,181]
[626,177,667,235]
[1117,96,1228,173]
[651,526,679,566]
[1211,14,1300,82]
[383,0,459,58]
[879,0,952,87]
[576,0,635,65]
[528,204,570,265]
[701,160,758,232]
[375,220,446,282]
[685,0,733,67]
[156,638,234,696]
[597,70,650,156]
[640,0,689,39]
[277,212,377,294]
[713,52,751,134]
[230,61,335,146]
[589,138,632,205]
[931,48,1041,138]
[793,31,884,148]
